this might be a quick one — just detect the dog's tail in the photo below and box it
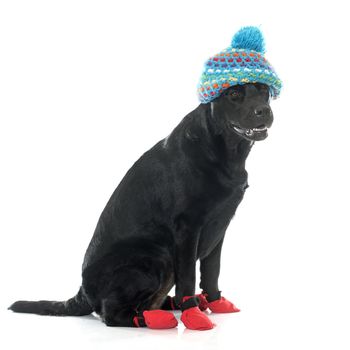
[8,287,93,316]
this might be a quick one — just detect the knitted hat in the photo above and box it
[197,26,282,103]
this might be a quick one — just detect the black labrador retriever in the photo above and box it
[9,82,274,330]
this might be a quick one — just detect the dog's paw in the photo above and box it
[142,310,178,329]
[208,297,240,313]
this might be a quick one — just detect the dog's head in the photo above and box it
[211,83,273,141]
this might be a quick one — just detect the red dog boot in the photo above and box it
[206,291,240,313]
[180,296,214,331]
[208,297,240,313]
[195,292,209,311]
[134,310,178,329]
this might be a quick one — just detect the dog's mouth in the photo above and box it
[229,122,269,141]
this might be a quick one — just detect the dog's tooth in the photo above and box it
[252,127,267,132]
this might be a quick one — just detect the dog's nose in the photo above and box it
[254,105,271,118]
[254,105,273,127]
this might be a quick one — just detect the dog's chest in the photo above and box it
[196,183,247,260]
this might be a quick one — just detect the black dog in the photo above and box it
[9,82,273,330]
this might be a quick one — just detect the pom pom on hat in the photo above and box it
[231,26,265,53]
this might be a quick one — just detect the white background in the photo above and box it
[1,1,349,349]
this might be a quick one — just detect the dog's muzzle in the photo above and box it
[229,123,269,141]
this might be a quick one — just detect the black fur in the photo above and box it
[9,83,274,327]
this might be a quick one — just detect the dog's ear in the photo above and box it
[184,108,213,142]
[184,126,200,142]
[183,121,219,163]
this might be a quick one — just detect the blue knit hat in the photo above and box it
[197,26,282,103]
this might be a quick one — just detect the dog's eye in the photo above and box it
[257,84,270,99]
[230,90,242,99]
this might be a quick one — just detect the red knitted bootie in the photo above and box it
[180,296,214,331]
[133,310,178,329]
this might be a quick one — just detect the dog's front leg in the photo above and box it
[199,238,240,313]
[174,233,197,305]
[199,238,224,297]
[173,233,214,330]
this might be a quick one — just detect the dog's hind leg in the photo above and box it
[94,262,177,329]
[83,235,177,329]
